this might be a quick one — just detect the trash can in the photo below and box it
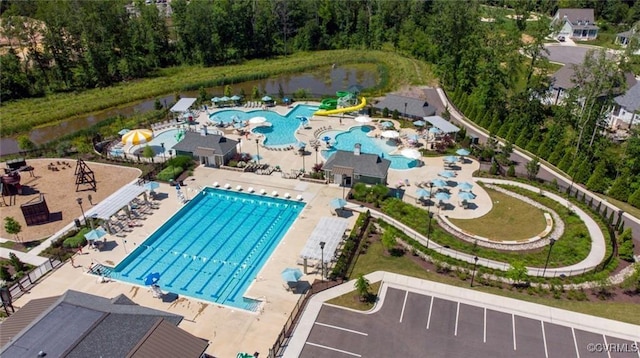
[74,218,81,228]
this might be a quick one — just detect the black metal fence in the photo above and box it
[267,289,313,358]
[6,258,63,304]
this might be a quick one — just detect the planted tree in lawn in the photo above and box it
[526,157,540,180]
[506,260,528,287]
[4,217,22,243]
[354,274,371,302]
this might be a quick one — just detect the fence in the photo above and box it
[6,258,63,305]
[268,289,313,358]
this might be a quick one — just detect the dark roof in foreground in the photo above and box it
[615,81,640,112]
[374,94,437,117]
[324,150,391,178]
[172,131,239,154]
[0,290,208,358]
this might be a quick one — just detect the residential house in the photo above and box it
[609,81,640,129]
[374,94,437,120]
[552,8,599,40]
[615,22,640,54]
[0,290,209,357]
[323,145,391,187]
[172,129,239,167]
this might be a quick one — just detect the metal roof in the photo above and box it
[127,319,209,358]
[169,98,197,113]
[423,116,460,134]
[300,217,351,262]
[0,296,60,347]
[84,183,147,220]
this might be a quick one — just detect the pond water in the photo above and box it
[0,65,377,155]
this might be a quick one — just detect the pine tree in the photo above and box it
[586,162,608,193]
[629,187,640,208]
[607,174,630,202]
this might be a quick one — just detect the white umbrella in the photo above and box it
[122,129,153,145]
[400,148,421,159]
[249,116,267,124]
[381,130,400,139]
[354,116,372,123]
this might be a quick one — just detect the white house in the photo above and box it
[609,81,640,129]
[552,8,599,40]
[615,22,640,55]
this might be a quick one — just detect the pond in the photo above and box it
[0,65,377,156]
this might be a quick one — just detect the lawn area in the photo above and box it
[340,239,640,325]
[449,187,547,241]
[593,193,640,221]
[326,281,382,311]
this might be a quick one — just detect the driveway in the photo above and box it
[543,44,615,65]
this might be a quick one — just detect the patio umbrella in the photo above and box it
[211,97,221,102]
[233,122,246,129]
[413,120,426,127]
[416,188,431,198]
[262,95,272,102]
[249,116,267,124]
[429,127,442,134]
[438,170,456,178]
[297,116,308,122]
[456,148,471,156]
[434,192,451,201]
[408,134,420,142]
[458,182,474,191]
[252,154,263,161]
[84,227,107,242]
[443,155,458,163]
[110,148,124,156]
[296,141,306,148]
[281,268,303,283]
[330,198,348,209]
[220,96,231,102]
[381,121,394,129]
[381,130,400,139]
[143,181,160,192]
[322,135,331,142]
[431,179,447,188]
[354,116,372,123]
[144,272,161,286]
[122,129,153,145]
[400,148,421,160]
[118,128,130,136]
[230,95,241,101]
[459,192,476,201]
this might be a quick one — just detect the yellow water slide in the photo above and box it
[314,97,367,116]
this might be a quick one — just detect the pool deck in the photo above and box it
[11,105,494,357]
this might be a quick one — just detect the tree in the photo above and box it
[354,274,371,302]
[9,252,26,273]
[4,217,22,242]
[586,162,609,193]
[142,145,155,161]
[506,260,528,286]
[16,135,36,151]
[607,173,630,201]
[381,230,396,252]
[526,157,541,180]
[629,186,640,208]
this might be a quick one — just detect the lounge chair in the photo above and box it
[296,194,303,201]
[284,193,291,199]
[224,183,231,189]
[260,189,267,195]
[272,191,278,197]
[248,187,255,193]
[236,185,242,191]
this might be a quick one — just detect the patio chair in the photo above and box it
[260,189,267,195]
[213,182,219,187]
[296,194,303,201]
[284,193,291,199]
[272,191,278,197]
[248,187,255,193]
[224,183,231,189]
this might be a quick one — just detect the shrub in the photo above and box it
[507,164,515,177]
[0,266,11,281]
[166,155,194,169]
[9,253,26,273]
[619,240,635,262]
[63,235,87,249]
[156,166,184,182]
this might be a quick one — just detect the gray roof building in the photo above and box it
[554,8,596,27]
[374,94,436,119]
[0,290,209,358]
[324,150,391,180]
[172,131,239,156]
[615,82,640,113]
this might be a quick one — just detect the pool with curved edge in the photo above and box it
[321,126,419,170]
[209,105,318,146]
[129,128,183,156]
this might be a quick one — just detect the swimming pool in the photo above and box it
[129,128,184,156]
[111,188,305,311]
[209,105,318,146]
[321,126,419,170]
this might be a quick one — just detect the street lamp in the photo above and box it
[319,241,326,283]
[255,138,260,166]
[542,238,556,277]
[161,142,166,162]
[342,174,346,199]
[470,256,479,287]
[314,145,319,166]
[404,102,408,119]
[301,148,305,173]
[426,182,434,249]
[76,197,86,227]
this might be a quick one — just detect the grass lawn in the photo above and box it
[326,281,382,311]
[339,239,640,325]
[449,187,547,241]
[593,193,640,221]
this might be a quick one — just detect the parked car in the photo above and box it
[558,35,566,42]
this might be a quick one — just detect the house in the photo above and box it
[615,22,640,54]
[0,290,209,357]
[172,129,239,167]
[374,94,437,120]
[323,145,391,187]
[609,81,640,129]
[552,8,599,40]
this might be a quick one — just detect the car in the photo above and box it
[558,35,566,42]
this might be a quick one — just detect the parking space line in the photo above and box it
[602,335,612,358]
[512,314,517,351]
[315,322,368,336]
[541,321,548,358]
[483,308,487,343]
[454,302,460,336]
[426,295,434,330]
[572,327,580,358]
[305,342,362,357]
[399,290,408,323]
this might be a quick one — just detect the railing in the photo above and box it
[7,258,63,304]
[268,289,313,358]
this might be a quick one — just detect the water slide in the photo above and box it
[314,97,367,116]
[318,98,338,110]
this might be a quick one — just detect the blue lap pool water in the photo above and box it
[111,188,305,311]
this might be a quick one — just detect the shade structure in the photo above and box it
[233,122,246,129]
[330,198,348,209]
[438,170,456,178]
[322,135,331,142]
[434,192,451,201]
[458,182,474,191]
[413,120,426,126]
[300,217,350,262]
[84,228,107,242]
[248,116,267,124]
[400,148,421,159]
[118,128,131,136]
[230,95,241,101]
[261,95,272,102]
[416,188,431,198]
[458,192,476,201]
[381,130,400,139]
[220,96,231,102]
[408,134,420,142]
[122,129,153,145]
[431,179,447,188]
[281,268,303,283]
[443,155,458,163]
[354,116,372,123]
[456,148,471,156]
[211,97,221,102]
[429,127,443,134]
[381,121,394,128]
[144,272,161,286]
[170,98,196,113]
[143,181,160,192]
[296,141,306,148]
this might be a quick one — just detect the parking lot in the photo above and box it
[298,287,639,358]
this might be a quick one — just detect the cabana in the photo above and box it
[299,217,350,274]
[423,116,460,135]
[170,98,197,117]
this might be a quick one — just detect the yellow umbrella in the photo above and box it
[122,129,153,145]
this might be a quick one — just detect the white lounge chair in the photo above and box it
[284,193,291,199]
[272,191,278,197]
[248,187,255,193]
[260,189,267,195]
[236,185,242,191]
[213,182,219,187]
[296,194,303,201]
[224,183,231,189]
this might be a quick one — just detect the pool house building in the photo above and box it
[323,145,391,187]
[171,130,239,167]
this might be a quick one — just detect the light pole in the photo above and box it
[161,143,166,162]
[342,174,346,199]
[404,102,407,119]
[426,182,434,249]
[314,145,319,166]
[470,256,479,287]
[301,148,305,173]
[542,238,556,277]
[255,138,260,166]
[76,198,87,227]
[319,241,325,283]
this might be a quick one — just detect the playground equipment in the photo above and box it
[75,159,97,192]
[21,194,50,225]
[175,128,186,142]
[314,96,367,116]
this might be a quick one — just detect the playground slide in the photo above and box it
[314,97,367,116]
[318,98,338,110]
